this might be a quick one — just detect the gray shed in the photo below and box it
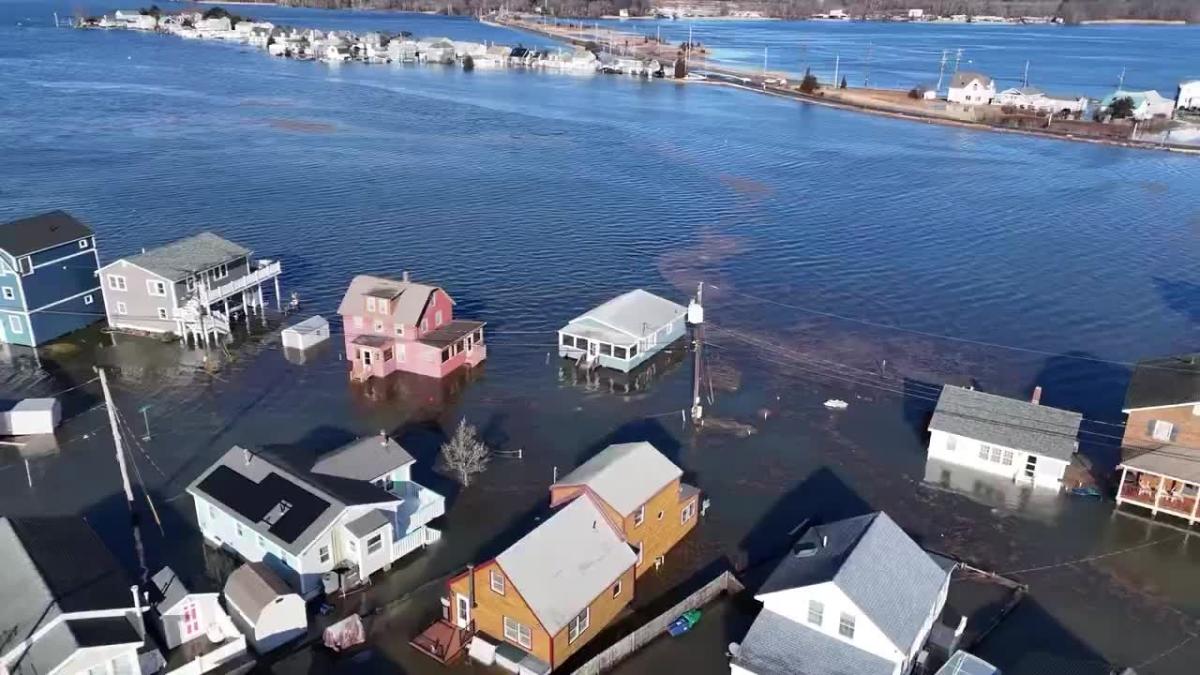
[281,315,330,351]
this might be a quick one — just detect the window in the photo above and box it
[600,343,612,356]
[8,315,22,334]
[396,344,406,363]
[421,319,428,333]
[657,510,664,520]
[116,302,127,315]
[235,523,244,538]
[79,239,90,249]
[147,280,167,296]
[945,435,957,452]
[396,325,406,337]
[367,533,383,554]
[83,294,93,305]
[435,310,443,326]
[1000,449,1014,465]
[503,617,532,649]
[107,274,127,291]
[635,544,643,566]
[629,344,638,357]
[215,263,228,280]
[490,569,505,595]
[576,338,589,352]
[374,320,384,333]
[633,505,645,527]
[366,297,377,312]
[353,316,364,329]
[257,534,265,548]
[347,538,358,552]
[1152,420,1175,442]
[612,580,622,598]
[181,601,200,636]
[157,308,168,320]
[186,277,195,291]
[383,348,393,361]
[378,300,389,314]
[568,607,590,643]
[562,334,575,348]
[441,349,450,363]
[1,288,12,300]
[807,599,824,626]
[319,545,330,563]
[18,257,31,276]
[978,444,991,462]
[614,346,627,359]
[681,500,696,524]
[839,613,855,639]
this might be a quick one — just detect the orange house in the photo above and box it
[445,495,636,673]
[550,442,701,577]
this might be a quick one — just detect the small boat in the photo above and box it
[666,609,702,637]
[1068,486,1102,499]
[823,399,849,410]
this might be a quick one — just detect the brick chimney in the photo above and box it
[1031,386,1043,405]
[402,270,410,283]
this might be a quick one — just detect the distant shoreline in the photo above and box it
[1078,19,1188,25]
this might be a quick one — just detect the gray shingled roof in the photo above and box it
[0,210,93,257]
[0,517,133,665]
[553,441,683,516]
[336,274,445,325]
[758,512,952,651]
[10,616,142,675]
[122,232,250,281]
[310,436,414,483]
[1120,445,1200,484]
[151,566,191,614]
[951,71,992,88]
[734,609,895,675]
[929,386,1082,462]
[345,509,391,538]
[223,562,294,623]
[1124,354,1200,410]
[935,651,1001,675]
[496,495,636,635]
[562,289,686,346]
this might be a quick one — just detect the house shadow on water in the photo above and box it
[973,595,1115,675]
[572,417,684,469]
[1153,276,1200,326]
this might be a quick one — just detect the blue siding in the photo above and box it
[0,269,26,313]
[0,239,103,346]
[0,311,34,347]
[21,242,100,311]
[30,291,102,346]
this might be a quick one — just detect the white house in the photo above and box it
[935,650,1000,674]
[195,16,233,35]
[558,289,688,373]
[928,385,1081,491]
[947,71,995,105]
[1176,80,1200,115]
[150,567,246,673]
[0,517,157,675]
[188,435,445,598]
[223,562,307,654]
[995,86,1088,115]
[1100,89,1176,120]
[730,512,955,675]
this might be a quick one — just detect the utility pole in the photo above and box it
[686,24,693,69]
[863,42,873,87]
[833,53,840,89]
[953,48,962,74]
[1118,65,1126,89]
[1023,60,1030,87]
[763,46,768,75]
[936,49,948,92]
[688,283,705,424]
[97,367,135,509]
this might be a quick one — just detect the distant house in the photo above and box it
[195,16,233,34]
[0,517,154,675]
[188,436,445,597]
[337,273,485,381]
[927,385,1082,490]
[445,495,637,673]
[550,441,700,577]
[730,512,956,675]
[1100,89,1176,120]
[0,210,102,347]
[1115,354,1200,524]
[98,232,282,345]
[388,39,420,62]
[558,289,687,372]
[418,38,457,64]
[935,650,1000,674]
[223,562,306,654]
[995,86,1087,115]
[947,71,995,105]
[149,567,246,672]
[1176,80,1200,115]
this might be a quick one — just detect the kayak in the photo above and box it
[666,609,702,637]
[1068,486,1102,498]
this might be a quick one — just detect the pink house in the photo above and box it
[337,273,486,380]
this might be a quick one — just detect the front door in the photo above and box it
[588,341,598,357]
[455,593,471,628]
[361,349,374,366]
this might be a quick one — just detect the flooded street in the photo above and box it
[2,1,1200,673]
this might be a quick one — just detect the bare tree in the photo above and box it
[440,418,491,486]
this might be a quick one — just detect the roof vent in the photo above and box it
[793,540,820,558]
[379,429,388,445]
[242,448,252,465]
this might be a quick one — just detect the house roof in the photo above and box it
[935,651,1001,675]
[0,517,134,665]
[553,441,683,516]
[758,512,952,651]
[950,71,992,88]
[1124,354,1200,410]
[1000,86,1043,96]
[495,495,636,635]
[563,289,686,345]
[150,566,193,614]
[223,562,294,623]
[733,609,895,675]
[1101,89,1170,108]
[282,315,328,336]
[11,616,142,675]
[928,385,1081,462]
[122,232,250,281]
[0,210,93,257]
[420,320,484,349]
[1120,445,1200,483]
[344,509,392,538]
[337,274,446,325]
[310,435,414,483]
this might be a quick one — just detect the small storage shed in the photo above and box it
[223,562,307,654]
[0,398,61,435]
[281,315,330,351]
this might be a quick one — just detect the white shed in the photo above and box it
[223,562,307,654]
[281,315,330,351]
[0,398,61,435]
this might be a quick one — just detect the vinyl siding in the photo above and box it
[549,564,635,668]
[1124,405,1200,451]
[100,260,177,333]
[450,563,553,664]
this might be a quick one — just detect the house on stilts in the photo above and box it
[557,289,687,373]
[99,233,282,346]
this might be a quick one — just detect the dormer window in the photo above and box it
[18,257,32,276]
[367,297,377,312]
[78,239,89,249]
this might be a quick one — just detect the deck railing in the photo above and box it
[200,260,282,304]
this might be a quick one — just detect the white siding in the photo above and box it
[758,583,903,666]
[926,429,1068,490]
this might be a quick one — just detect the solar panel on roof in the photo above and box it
[258,473,331,544]
[196,466,274,521]
[196,467,332,544]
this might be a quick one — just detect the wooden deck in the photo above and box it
[410,619,470,664]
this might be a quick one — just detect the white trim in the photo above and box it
[27,286,103,314]
[1,287,12,300]
[97,258,173,283]
[147,279,168,297]
[1123,402,1200,414]
[32,247,99,270]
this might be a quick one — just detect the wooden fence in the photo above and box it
[569,570,745,675]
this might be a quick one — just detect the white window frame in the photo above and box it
[374,319,384,334]
[7,315,22,334]
[681,500,696,524]
[18,257,32,276]
[839,612,855,639]
[807,599,824,626]
[235,523,244,538]
[1152,420,1175,442]
[490,568,505,595]
[395,324,406,338]
[366,533,383,554]
[147,280,167,297]
[435,309,443,326]
[107,274,127,291]
[116,301,128,315]
[319,545,330,563]
[633,505,645,527]
[366,297,377,312]
[1,288,12,300]
[83,294,93,305]
[568,607,590,643]
[353,316,364,329]
[257,534,265,548]
[78,239,90,249]
[215,263,228,280]
[612,580,622,598]
[945,435,957,452]
[503,617,532,649]
[157,308,168,320]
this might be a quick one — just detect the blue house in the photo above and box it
[0,211,103,347]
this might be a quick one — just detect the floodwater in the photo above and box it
[2,2,1200,674]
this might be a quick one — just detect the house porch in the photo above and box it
[1116,462,1200,524]
[410,619,471,664]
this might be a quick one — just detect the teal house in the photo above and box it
[0,211,103,347]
